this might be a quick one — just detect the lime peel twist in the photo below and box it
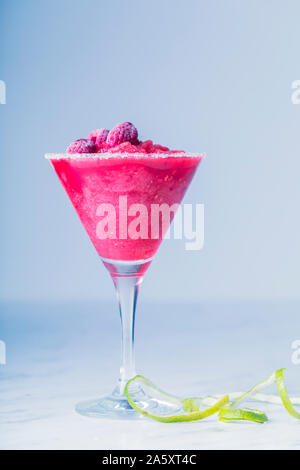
[275,369,300,420]
[124,375,229,423]
[124,369,300,424]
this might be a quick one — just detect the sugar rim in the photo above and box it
[45,152,205,160]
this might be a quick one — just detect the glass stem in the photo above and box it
[112,274,143,394]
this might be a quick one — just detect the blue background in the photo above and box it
[1,0,300,451]
[1,0,300,303]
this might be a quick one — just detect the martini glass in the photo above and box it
[46,151,204,419]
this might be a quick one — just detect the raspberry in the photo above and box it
[106,122,138,147]
[87,130,99,142]
[95,129,109,147]
[66,139,96,154]
[87,128,109,149]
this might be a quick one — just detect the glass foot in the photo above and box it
[75,385,182,420]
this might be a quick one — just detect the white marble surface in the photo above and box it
[1,300,300,450]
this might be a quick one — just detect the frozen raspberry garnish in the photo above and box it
[95,129,109,147]
[106,122,138,147]
[66,139,96,154]
[87,128,109,148]
[87,130,99,142]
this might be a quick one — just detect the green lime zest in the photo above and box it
[124,369,300,424]
[219,407,268,423]
[124,375,229,423]
[229,370,276,410]
[182,398,200,412]
[275,368,300,420]
[216,370,276,423]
